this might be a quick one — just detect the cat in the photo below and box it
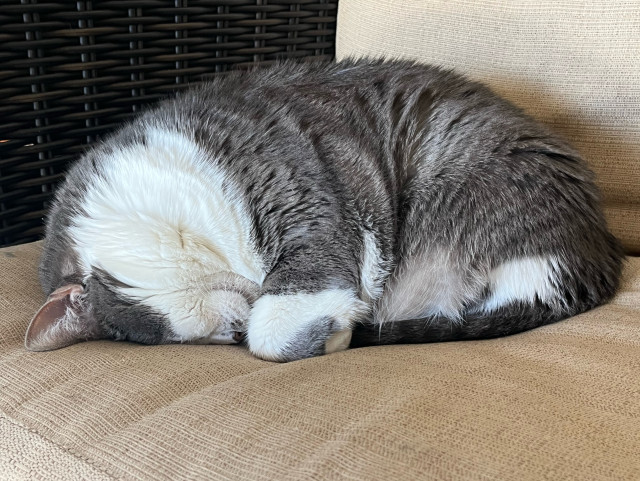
[25,59,624,362]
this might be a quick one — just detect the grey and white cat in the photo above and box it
[26,59,624,362]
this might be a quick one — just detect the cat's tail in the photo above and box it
[351,239,624,348]
[349,302,579,348]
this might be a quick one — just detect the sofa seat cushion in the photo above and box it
[336,0,640,255]
[1,242,639,480]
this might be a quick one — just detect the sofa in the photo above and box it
[1,1,639,479]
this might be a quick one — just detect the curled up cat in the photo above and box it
[26,59,624,362]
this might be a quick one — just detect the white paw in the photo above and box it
[324,328,353,354]
[247,289,367,361]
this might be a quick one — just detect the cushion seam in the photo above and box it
[0,413,118,480]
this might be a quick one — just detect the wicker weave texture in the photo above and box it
[0,0,337,247]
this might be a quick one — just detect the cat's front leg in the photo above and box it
[246,252,370,362]
[247,288,368,361]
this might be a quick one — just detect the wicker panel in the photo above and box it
[0,0,337,247]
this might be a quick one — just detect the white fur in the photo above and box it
[61,257,77,278]
[360,230,387,303]
[247,289,368,361]
[69,129,265,341]
[377,251,560,322]
[376,248,483,322]
[324,329,353,354]
[482,256,558,312]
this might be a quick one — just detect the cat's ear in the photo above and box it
[25,284,101,351]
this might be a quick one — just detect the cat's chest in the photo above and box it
[69,128,266,294]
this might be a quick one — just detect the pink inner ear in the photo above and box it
[25,284,85,351]
[48,284,83,302]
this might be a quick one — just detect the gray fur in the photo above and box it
[283,317,338,362]
[36,59,623,359]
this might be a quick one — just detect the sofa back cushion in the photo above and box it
[336,0,640,254]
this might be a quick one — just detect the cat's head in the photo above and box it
[26,130,266,352]
[25,238,261,352]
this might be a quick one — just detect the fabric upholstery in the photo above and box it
[2,2,639,478]
[336,0,640,254]
[2,243,639,479]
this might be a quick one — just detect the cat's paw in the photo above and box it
[247,289,367,362]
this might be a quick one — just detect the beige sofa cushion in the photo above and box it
[2,242,640,479]
[337,0,640,255]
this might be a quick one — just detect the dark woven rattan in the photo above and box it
[0,0,337,246]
